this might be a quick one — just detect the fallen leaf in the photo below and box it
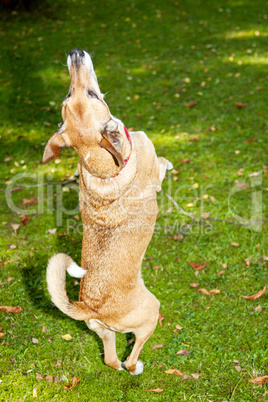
[147,388,164,393]
[0,306,23,313]
[7,277,14,283]
[55,360,62,367]
[61,334,72,341]
[254,305,262,312]
[48,228,57,234]
[46,375,53,382]
[244,258,250,268]
[234,365,242,371]
[172,169,181,174]
[153,265,161,270]
[63,376,80,390]
[210,196,216,202]
[33,388,38,398]
[32,338,38,344]
[176,349,190,356]
[165,369,184,377]
[152,344,164,349]
[197,288,221,296]
[175,324,184,330]
[22,197,37,205]
[231,242,239,247]
[54,375,59,383]
[183,374,191,380]
[245,136,257,143]
[187,261,207,270]
[239,285,266,300]
[9,244,16,249]
[191,373,201,380]
[249,172,260,178]
[158,313,165,327]
[235,102,248,109]
[185,101,197,108]
[201,212,210,219]
[20,215,31,225]
[216,270,224,277]
[248,375,268,386]
[190,283,199,288]
[36,373,43,379]
[180,158,190,163]
[0,332,6,338]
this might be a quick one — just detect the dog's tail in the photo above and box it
[46,253,94,321]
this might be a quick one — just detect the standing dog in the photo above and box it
[42,48,172,375]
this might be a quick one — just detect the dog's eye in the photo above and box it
[88,90,98,99]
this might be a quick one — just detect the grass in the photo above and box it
[0,0,267,400]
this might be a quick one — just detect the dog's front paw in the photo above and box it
[122,360,144,375]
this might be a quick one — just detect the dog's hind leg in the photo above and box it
[87,319,123,371]
[122,295,160,375]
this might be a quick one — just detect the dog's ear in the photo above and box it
[100,120,125,167]
[42,128,69,164]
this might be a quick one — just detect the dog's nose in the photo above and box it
[69,48,85,58]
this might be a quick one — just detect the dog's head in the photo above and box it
[42,49,131,178]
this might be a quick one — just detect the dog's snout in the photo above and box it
[69,48,85,58]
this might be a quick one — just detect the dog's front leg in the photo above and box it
[87,319,123,371]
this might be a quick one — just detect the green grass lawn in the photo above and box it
[0,0,267,400]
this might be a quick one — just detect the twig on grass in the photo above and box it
[166,193,267,227]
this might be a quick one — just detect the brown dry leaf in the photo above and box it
[209,289,221,294]
[164,369,184,377]
[176,349,190,356]
[234,366,242,371]
[0,332,6,338]
[185,101,197,108]
[158,313,165,327]
[248,375,268,386]
[190,283,199,288]
[244,258,250,268]
[175,324,184,330]
[239,285,266,300]
[231,242,239,247]
[216,270,224,277]
[63,376,80,390]
[172,169,181,174]
[22,197,37,205]
[32,338,38,344]
[201,212,210,219]
[46,375,53,383]
[191,373,201,380]
[20,215,31,225]
[235,102,248,109]
[55,360,62,367]
[147,388,164,393]
[54,375,59,383]
[187,261,207,271]
[254,305,262,312]
[245,136,257,143]
[0,306,23,313]
[180,158,190,163]
[151,344,164,349]
[153,265,161,270]
[198,288,220,296]
[36,373,43,380]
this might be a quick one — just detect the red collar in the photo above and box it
[123,126,132,165]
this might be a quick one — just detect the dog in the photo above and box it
[42,48,172,375]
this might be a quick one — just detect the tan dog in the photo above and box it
[43,48,172,375]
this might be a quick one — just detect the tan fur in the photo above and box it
[43,49,172,375]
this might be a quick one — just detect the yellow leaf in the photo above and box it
[61,334,72,341]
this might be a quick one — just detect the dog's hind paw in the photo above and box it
[122,360,144,375]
